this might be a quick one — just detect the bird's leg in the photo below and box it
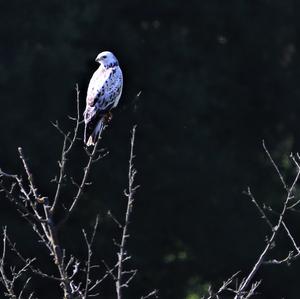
[104,111,113,124]
[107,111,113,122]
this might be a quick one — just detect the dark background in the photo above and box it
[1,0,300,298]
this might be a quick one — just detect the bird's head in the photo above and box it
[95,51,119,68]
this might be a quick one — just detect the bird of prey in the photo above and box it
[84,51,123,146]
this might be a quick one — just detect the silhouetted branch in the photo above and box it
[141,289,159,299]
[234,147,300,298]
[0,89,156,298]
[82,216,99,299]
[0,227,35,299]
[203,143,300,299]
[115,126,139,299]
[0,88,104,299]
[203,272,240,299]
[51,85,81,214]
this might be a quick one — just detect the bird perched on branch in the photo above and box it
[84,51,123,146]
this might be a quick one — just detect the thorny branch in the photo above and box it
[140,290,159,299]
[51,84,87,215]
[115,125,139,299]
[82,216,99,299]
[0,227,35,299]
[205,142,300,299]
[203,272,241,299]
[233,146,300,298]
[103,126,157,299]
[0,87,110,298]
[0,88,156,299]
[6,93,300,299]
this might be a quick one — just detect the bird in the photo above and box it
[84,51,123,146]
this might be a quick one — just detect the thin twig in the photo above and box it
[18,148,39,201]
[205,271,240,299]
[58,135,101,228]
[141,289,159,299]
[51,85,81,214]
[245,187,273,231]
[0,227,16,298]
[83,216,99,299]
[262,140,287,190]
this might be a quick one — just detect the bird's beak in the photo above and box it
[95,57,100,63]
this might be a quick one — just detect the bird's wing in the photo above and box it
[86,67,110,108]
[85,67,123,121]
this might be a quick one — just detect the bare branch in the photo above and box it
[107,210,122,229]
[6,235,61,282]
[82,216,99,299]
[0,91,154,299]
[51,85,82,214]
[0,227,17,298]
[205,271,240,299]
[262,140,287,190]
[0,227,35,299]
[58,135,102,228]
[115,125,139,299]
[18,148,39,202]
[141,289,159,299]
[282,221,300,255]
[244,187,273,231]
[234,144,300,298]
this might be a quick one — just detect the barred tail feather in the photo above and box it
[85,118,105,146]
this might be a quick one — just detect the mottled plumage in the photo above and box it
[84,51,123,146]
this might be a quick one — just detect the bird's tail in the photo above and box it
[84,117,105,146]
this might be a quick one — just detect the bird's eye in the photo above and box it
[102,55,107,59]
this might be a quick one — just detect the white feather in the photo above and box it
[84,51,123,145]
